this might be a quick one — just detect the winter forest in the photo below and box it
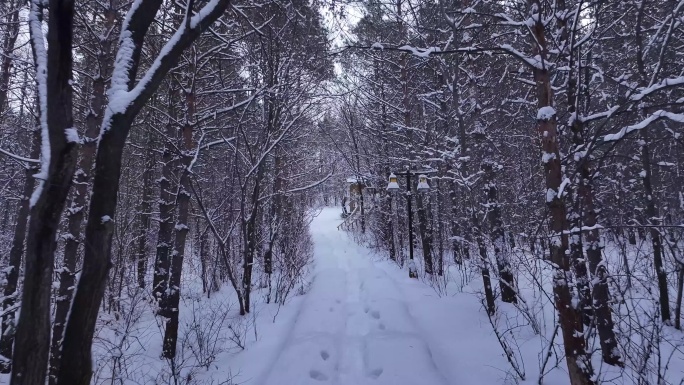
[0,0,683,384]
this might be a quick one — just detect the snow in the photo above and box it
[0,207,680,384]
[258,208,506,385]
[102,0,224,133]
[632,76,684,101]
[603,110,684,142]
[537,106,556,120]
[51,207,516,385]
[557,177,570,199]
[65,127,80,143]
[499,44,546,69]
[397,45,441,58]
[579,105,619,123]
[541,152,556,163]
[0,148,40,164]
[105,29,137,117]
[546,187,556,203]
[28,0,49,208]
[189,0,221,28]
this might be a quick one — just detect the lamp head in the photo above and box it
[386,173,400,191]
[417,174,430,191]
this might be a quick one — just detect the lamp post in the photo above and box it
[387,171,430,278]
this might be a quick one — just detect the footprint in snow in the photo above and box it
[320,350,330,361]
[378,322,386,330]
[370,310,381,319]
[309,370,329,381]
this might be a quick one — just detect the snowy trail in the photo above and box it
[261,208,449,385]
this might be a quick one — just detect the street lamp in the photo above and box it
[417,174,430,191]
[387,170,431,278]
[387,173,400,190]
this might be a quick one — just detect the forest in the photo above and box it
[0,0,682,384]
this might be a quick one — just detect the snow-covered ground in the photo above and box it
[262,207,465,385]
[208,207,516,385]
[7,207,679,384]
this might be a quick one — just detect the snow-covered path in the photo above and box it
[261,208,449,385]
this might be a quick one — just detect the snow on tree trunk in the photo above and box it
[11,0,80,383]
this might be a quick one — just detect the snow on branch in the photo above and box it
[285,170,335,194]
[128,0,227,103]
[0,148,40,164]
[499,44,546,70]
[342,44,505,58]
[577,106,619,123]
[257,169,336,203]
[557,178,570,199]
[603,110,684,142]
[102,0,229,132]
[199,136,236,151]
[492,12,529,27]
[631,76,684,101]
[397,45,441,58]
[537,106,556,120]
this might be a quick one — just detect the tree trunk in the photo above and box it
[0,127,39,372]
[266,152,284,275]
[435,187,444,276]
[675,267,684,330]
[243,168,263,314]
[162,68,195,359]
[570,71,622,367]
[444,2,468,266]
[483,162,516,303]
[152,88,178,313]
[559,8,594,332]
[56,0,231,382]
[198,222,209,295]
[583,186,622,366]
[48,4,115,380]
[56,113,129,385]
[136,145,154,289]
[474,213,496,316]
[639,126,671,323]
[11,0,79,383]
[528,1,595,383]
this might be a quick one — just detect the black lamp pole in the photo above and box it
[405,172,415,270]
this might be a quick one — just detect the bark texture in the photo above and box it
[11,0,79,383]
